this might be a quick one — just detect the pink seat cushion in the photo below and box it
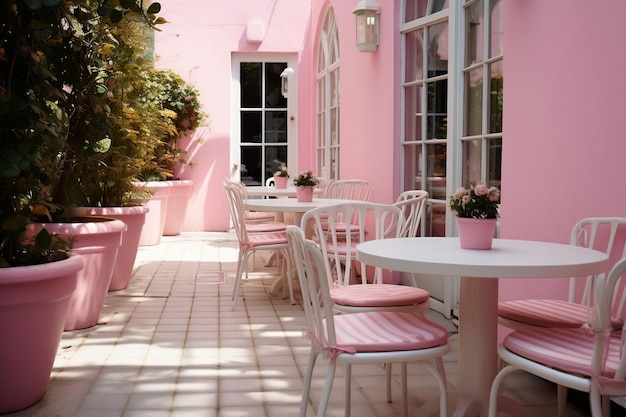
[245,211,275,222]
[332,311,448,352]
[503,327,625,381]
[331,284,430,307]
[247,232,288,246]
[246,222,286,233]
[498,299,623,330]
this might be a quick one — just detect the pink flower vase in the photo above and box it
[296,186,314,202]
[456,217,497,250]
[274,175,289,189]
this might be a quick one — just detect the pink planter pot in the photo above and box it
[27,217,126,330]
[0,255,84,413]
[456,217,498,250]
[73,206,149,291]
[163,180,193,236]
[296,186,314,202]
[134,181,171,245]
[273,175,289,189]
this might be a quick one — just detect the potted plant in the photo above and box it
[293,171,320,202]
[273,163,290,189]
[449,182,501,250]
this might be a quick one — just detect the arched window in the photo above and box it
[316,7,340,182]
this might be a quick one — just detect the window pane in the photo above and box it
[428,203,447,237]
[428,21,448,76]
[266,147,287,179]
[404,85,423,141]
[465,0,484,66]
[241,146,262,185]
[405,0,448,22]
[462,139,481,185]
[405,29,424,82]
[464,68,483,136]
[240,63,261,108]
[490,0,503,57]
[489,61,503,134]
[427,79,447,139]
[426,143,446,199]
[404,143,422,189]
[487,138,502,187]
[241,111,262,143]
[265,62,287,108]
[265,111,287,143]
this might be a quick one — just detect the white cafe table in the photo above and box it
[245,185,323,198]
[244,198,348,296]
[356,237,609,417]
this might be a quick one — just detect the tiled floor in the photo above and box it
[4,232,610,417]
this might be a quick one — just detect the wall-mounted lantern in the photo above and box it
[280,67,294,98]
[353,0,380,53]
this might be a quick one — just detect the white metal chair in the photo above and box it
[498,217,626,331]
[322,179,373,201]
[393,190,429,238]
[223,180,293,308]
[489,257,626,417]
[286,225,449,417]
[231,181,277,225]
[301,201,431,315]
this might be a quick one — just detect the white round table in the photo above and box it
[244,197,346,213]
[245,186,322,198]
[356,237,609,417]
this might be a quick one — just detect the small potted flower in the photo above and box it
[293,170,320,202]
[273,163,290,189]
[449,182,500,250]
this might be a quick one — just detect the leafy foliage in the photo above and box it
[293,171,320,187]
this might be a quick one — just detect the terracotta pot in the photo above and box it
[296,186,314,202]
[0,254,84,413]
[163,180,193,236]
[133,181,171,245]
[27,217,126,330]
[456,217,498,250]
[273,175,289,189]
[73,206,149,291]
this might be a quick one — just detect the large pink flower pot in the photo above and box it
[73,206,149,291]
[134,181,171,245]
[27,217,126,330]
[163,180,193,236]
[0,254,84,413]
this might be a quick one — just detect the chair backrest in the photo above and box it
[393,190,429,238]
[592,256,626,380]
[223,179,251,244]
[265,177,275,187]
[286,225,338,350]
[322,179,373,201]
[569,217,626,318]
[301,201,402,287]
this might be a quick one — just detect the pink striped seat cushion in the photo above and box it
[331,311,448,352]
[503,327,625,381]
[245,211,275,222]
[331,284,430,307]
[326,242,357,257]
[498,299,623,330]
[246,222,286,233]
[247,232,288,246]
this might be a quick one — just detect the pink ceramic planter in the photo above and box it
[0,254,84,413]
[27,217,126,330]
[456,217,498,250]
[73,206,149,291]
[134,181,171,245]
[163,180,193,236]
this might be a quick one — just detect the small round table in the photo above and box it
[356,237,609,417]
[245,186,322,198]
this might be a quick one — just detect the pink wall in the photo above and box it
[154,0,312,231]
[498,1,626,337]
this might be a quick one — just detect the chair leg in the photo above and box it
[318,362,337,417]
[488,364,518,417]
[400,362,408,417]
[300,348,318,417]
[232,249,250,310]
[386,363,392,402]
[344,363,352,417]
[557,385,568,417]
